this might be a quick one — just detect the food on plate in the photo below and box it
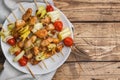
[54,21,63,31]
[1,5,73,66]
[46,4,54,12]
[63,37,73,47]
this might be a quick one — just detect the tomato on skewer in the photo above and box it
[18,56,28,66]
[54,21,63,31]
[14,51,28,66]
[46,4,54,12]
[7,37,16,46]
[63,37,73,47]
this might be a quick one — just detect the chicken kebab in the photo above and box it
[0,5,73,66]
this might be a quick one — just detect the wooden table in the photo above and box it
[52,0,120,80]
[1,0,120,80]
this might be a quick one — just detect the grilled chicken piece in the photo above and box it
[46,24,55,31]
[33,46,39,56]
[29,16,37,25]
[56,44,64,52]
[17,41,24,48]
[30,59,40,65]
[15,20,26,30]
[41,16,51,25]
[22,8,32,21]
[35,29,48,38]
[46,37,53,43]
[41,39,50,47]
[53,38,60,44]
[24,35,37,48]
[26,53,33,59]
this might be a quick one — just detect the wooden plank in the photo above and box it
[66,23,120,61]
[54,0,120,21]
[53,62,120,80]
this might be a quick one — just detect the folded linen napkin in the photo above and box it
[0,61,56,80]
[0,0,56,80]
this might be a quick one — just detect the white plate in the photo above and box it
[1,2,73,74]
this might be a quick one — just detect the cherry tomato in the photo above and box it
[14,51,21,56]
[53,21,63,31]
[46,5,54,12]
[63,37,73,47]
[7,38,16,46]
[18,56,28,66]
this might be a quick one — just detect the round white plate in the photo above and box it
[1,2,73,74]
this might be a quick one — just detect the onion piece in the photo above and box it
[13,50,25,62]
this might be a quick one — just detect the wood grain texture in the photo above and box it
[53,0,120,80]
[53,62,120,80]
[54,0,120,22]
[71,23,120,61]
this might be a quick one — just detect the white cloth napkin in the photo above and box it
[0,61,56,80]
[0,0,56,80]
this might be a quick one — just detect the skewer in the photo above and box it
[42,61,48,69]
[34,0,39,10]
[20,4,47,69]
[26,65,36,79]
[12,12,18,21]
[19,3,25,14]
[56,53,59,57]
[50,56,55,62]
[38,64,43,69]
[60,51,64,56]
[11,12,37,79]
[19,3,26,12]
[43,0,49,5]
[19,1,56,68]
[20,0,55,62]
[5,16,12,23]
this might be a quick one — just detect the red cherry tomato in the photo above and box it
[7,38,16,46]
[46,5,54,12]
[53,21,63,31]
[63,37,73,47]
[14,51,21,56]
[18,56,28,66]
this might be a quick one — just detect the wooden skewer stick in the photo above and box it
[12,12,18,21]
[42,61,48,69]
[19,3,25,14]
[10,13,37,79]
[5,16,12,23]
[50,56,55,62]
[38,64,43,69]
[26,65,36,79]
[17,4,48,70]
[18,2,55,69]
[60,51,64,56]
[19,3,26,12]
[56,53,59,57]
[34,0,39,10]
[43,0,49,5]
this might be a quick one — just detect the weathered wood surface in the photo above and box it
[53,0,120,80]
[53,62,120,80]
[70,23,120,61]
[54,0,120,22]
